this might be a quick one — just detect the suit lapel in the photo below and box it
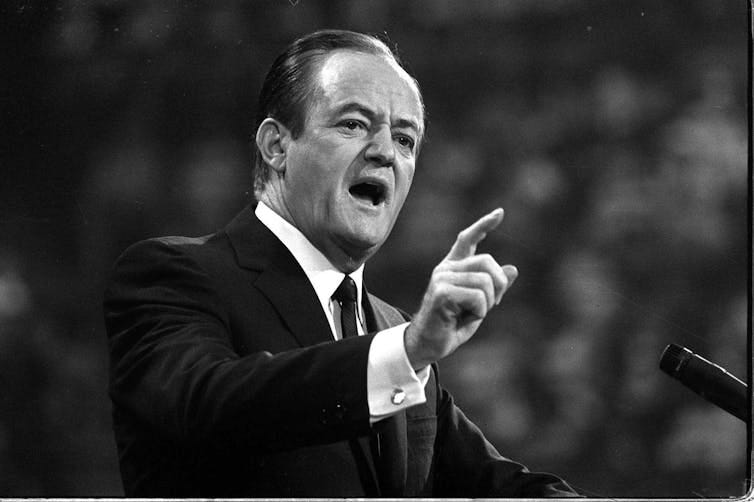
[225,205,333,348]
[226,205,409,496]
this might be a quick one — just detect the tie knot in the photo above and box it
[333,275,358,303]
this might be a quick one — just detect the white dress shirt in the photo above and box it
[255,202,428,420]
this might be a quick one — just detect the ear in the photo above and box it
[255,118,291,174]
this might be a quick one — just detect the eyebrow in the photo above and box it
[334,102,423,136]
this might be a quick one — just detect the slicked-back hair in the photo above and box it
[252,29,423,196]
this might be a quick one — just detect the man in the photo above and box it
[104,29,578,497]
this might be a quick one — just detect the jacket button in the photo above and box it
[333,402,347,421]
[320,403,348,425]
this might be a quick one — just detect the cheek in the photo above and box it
[286,151,331,195]
[296,140,346,182]
[397,164,415,196]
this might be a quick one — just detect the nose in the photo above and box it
[364,126,395,166]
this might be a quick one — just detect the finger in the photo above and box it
[444,259,518,304]
[435,282,488,321]
[499,265,518,303]
[441,254,508,304]
[502,264,518,287]
[446,208,504,261]
[433,270,495,312]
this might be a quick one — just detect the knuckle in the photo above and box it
[432,267,451,283]
[479,253,499,268]
[477,272,493,289]
[472,290,488,313]
[435,261,450,272]
[430,267,444,281]
[435,283,453,302]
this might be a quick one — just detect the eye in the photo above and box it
[395,134,415,151]
[340,119,365,131]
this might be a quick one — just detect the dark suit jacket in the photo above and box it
[104,204,578,497]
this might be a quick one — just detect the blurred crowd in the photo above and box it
[1,0,749,496]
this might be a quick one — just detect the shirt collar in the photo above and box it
[255,201,365,313]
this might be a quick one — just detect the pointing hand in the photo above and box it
[404,208,518,370]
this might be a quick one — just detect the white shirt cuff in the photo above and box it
[367,322,430,422]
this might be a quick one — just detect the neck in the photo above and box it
[257,191,371,274]
[328,248,367,274]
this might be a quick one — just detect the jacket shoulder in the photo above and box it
[111,231,236,275]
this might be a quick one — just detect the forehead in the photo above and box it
[312,50,424,131]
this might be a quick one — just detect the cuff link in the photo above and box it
[390,388,406,405]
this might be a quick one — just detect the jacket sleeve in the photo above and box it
[432,372,582,497]
[104,238,375,454]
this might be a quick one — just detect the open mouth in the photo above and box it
[349,181,387,206]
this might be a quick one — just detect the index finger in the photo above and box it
[446,208,504,260]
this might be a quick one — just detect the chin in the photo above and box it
[346,231,385,252]
[336,227,388,258]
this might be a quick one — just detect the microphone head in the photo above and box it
[659,343,692,377]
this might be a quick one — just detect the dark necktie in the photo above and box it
[334,276,381,493]
[333,275,358,339]
[335,275,400,495]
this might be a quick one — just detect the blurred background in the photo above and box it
[1,0,749,497]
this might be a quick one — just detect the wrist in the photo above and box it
[404,323,432,371]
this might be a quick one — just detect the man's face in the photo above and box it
[280,50,424,270]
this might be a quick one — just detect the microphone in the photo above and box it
[659,343,748,423]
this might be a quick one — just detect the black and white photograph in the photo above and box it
[1,0,750,498]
